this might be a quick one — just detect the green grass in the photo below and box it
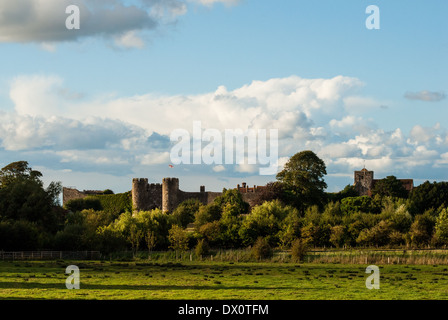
[1,260,448,299]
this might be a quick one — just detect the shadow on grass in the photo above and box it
[0,281,302,291]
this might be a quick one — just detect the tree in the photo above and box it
[168,225,189,259]
[340,196,380,214]
[239,200,294,246]
[214,188,249,214]
[330,225,346,248]
[128,224,144,257]
[251,237,273,261]
[371,176,408,199]
[194,203,222,228]
[409,181,448,215]
[408,212,435,247]
[145,230,157,254]
[173,199,202,228]
[276,150,327,213]
[435,208,448,245]
[291,238,309,262]
[0,161,43,187]
[195,239,210,258]
[0,161,63,234]
[251,181,286,207]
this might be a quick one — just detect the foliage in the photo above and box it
[371,175,409,199]
[251,237,273,260]
[168,225,189,254]
[173,199,202,228]
[356,220,393,247]
[197,221,221,246]
[239,200,296,247]
[435,208,448,245]
[250,181,286,207]
[276,150,327,212]
[340,196,380,214]
[195,239,210,258]
[218,203,243,248]
[194,203,222,227]
[0,161,63,235]
[214,188,249,214]
[409,181,448,215]
[291,238,309,262]
[409,212,435,247]
[327,184,359,202]
[65,198,102,212]
[330,225,346,248]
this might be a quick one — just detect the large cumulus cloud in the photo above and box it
[2,73,448,190]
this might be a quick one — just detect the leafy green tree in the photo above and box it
[239,200,295,246]
[173,199,202,227]
[371,176,408,199]
[408,212,435,247]
[356,220,393,247]
[128,224,144,257]
[198,221,221,247]
[327,184,359,202]
[0,161,63,234]
[435,208,448,245]
[0,220,40,250]
[251,237,273,260]
[214,188,249,214]
[65,198,102,212]
[277,203,302,248]
[340,196,380,214]
[276,150,327,213]
[291,238,309,262]
[218,203,243,248]
[195,239,210,258]
[409,181,448,215]
[168,225,189,259]
[251,181,286,207]
[194,203,222,227]
[330,225,346,248]
[145,230,157,254]
[0,161,43,186]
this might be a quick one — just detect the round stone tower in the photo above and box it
[132,178,149,211]
[162,177,179,213]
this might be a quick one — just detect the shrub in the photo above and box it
[64,197,102,212]
[251,237,273,260]
[340,196,380,214]
[195,239,210,258]
[173,199,202,228]
[194,203,222,227]
[291,238,309,262]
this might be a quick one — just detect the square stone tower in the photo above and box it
[354,168,374,196]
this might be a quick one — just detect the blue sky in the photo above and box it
[0,0,446,195]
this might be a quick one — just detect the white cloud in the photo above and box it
[114,30,145,49]
[212,165,226,172]
[3,73,448,188]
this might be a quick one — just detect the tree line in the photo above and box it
[1,152,448,255]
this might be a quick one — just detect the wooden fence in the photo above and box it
[0,251,101,260]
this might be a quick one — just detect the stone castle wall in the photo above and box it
[132,177,264,212]
[62,187,104,206]
[63,178,266,212]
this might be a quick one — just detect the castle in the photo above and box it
[63,178,266,212]
[353,168,414,196]
[62,169,414,212]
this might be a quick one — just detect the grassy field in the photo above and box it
[1,259,448,300]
